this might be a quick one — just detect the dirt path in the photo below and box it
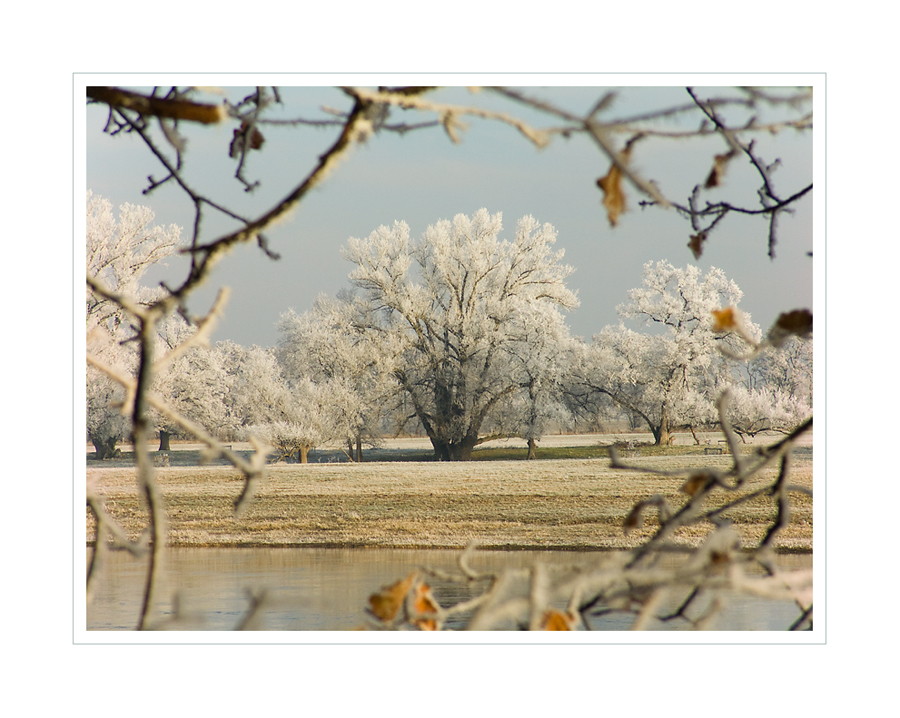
[86,449,813,553]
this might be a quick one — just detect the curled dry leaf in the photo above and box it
[368,572,416,622]
[540,609,575,631]
[596,144,635,228]
[767,309,813,347]
[368,572,441,629]
[688,231,708,260]
[597,165,626,227]
[229,120,266,158]
[411,581,441,631]
[623,502,645,534]
[247,126,265,150]
[711,307,738,332]
[624,495,670,535]
[704,150,738,188]
[680,472,711,497]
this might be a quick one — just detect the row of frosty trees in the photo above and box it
[87,194,812,462]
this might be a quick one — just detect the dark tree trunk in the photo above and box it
[431,438,451,461]
[652,405,673,446]
[158,430,172,452]
[90,433,121,460]
[449,443,473,461]
[430,435,478,461]
[526,438,537,460]
[450,433,480,461]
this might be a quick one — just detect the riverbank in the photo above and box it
[86,444,813,552]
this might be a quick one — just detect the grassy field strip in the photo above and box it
[87,452,812,552]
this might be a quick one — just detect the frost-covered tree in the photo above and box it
[570,261,755,445]
[488,306,576,458]
[727,335,812,439]
[219,342,343,463]
[86,190,182,331]
[746,335,813,403]
[86,332,134,459]
[342,209,578,460]
[245,377,339,463]
[150,315,233,449]
[277,293,394,461]
[86,191,183,458]
[725,384,811,440]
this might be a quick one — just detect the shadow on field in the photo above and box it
[86,438,809,468]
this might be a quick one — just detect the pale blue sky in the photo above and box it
[85,83,815,347]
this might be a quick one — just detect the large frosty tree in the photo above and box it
[342,209,578,460]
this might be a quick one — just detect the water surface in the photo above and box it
[86,547,811,631]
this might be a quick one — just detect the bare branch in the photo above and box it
[87,87,226,124]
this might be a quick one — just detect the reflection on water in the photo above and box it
[86,547,812,631]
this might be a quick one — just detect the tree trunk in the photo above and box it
[431,438,451,461]
[297,446,310,463]
[429,433,486,461]
[355,437,363,463]
[431,436,478,461]
[451,433,480,461]
[526,438,537,460]
[448,444,473,461]
[158,430,172,452]
[655,425,672,446]
[90,433,120,460]
[653,405,673,446]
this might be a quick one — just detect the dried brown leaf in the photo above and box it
[229,121,266,158]
[767,309,813,347]
[711,307,738,332]
[680,472,710,497]
[596,145,634,228]
[704,150,738,188]
[597,166,626,227]
[540,609,575,631]
[411,581,441,631]
[688,231,708,260]
[623,503,645,534]
[368,572,416,622]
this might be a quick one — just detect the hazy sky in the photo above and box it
[85,81,816,348]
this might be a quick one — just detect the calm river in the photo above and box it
[86,547,812,632]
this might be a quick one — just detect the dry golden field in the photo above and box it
[86,441,813,553]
